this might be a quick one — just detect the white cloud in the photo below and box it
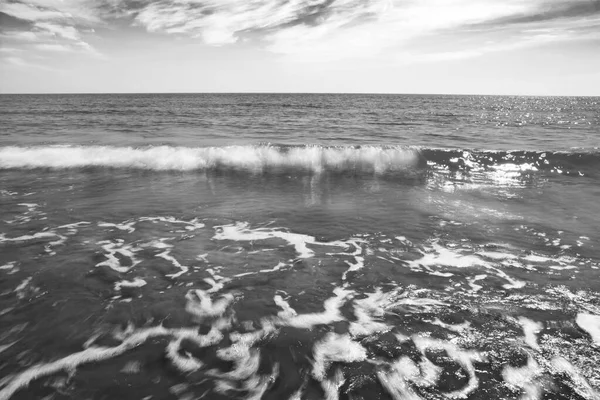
[126,0,600,63]
[2,0,598,64]
[33,43,74,52]
[134,0,322,45]
[131,0,397,46]
[126,0,545,60]
[0,47,23,54]
[3,0,104,24]
[1,31,47,42]
[0,2,69,21]
[393,19,600,65]
[0,56,55,70]
[0,1,101,57]
[35,22,82,41]
[264,0,537,61]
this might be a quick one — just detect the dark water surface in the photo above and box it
[0,94,599,400]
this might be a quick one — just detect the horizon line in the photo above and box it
[0,91,598,97]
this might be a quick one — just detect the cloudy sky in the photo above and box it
[1,0,599,95]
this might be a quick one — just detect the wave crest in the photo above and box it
[0,145,422,173]
[1,145,597,177]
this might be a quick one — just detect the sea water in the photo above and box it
[0,94,599,399]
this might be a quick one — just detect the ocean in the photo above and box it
[0,93,599,400]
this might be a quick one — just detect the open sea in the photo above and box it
[0,93,599,400]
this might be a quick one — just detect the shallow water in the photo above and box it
[0,94,599,400]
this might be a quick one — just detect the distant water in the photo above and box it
[0,94,599,400]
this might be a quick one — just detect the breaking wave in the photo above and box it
[0,145,422,173]
[0,145,598,176]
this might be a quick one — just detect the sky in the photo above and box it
[0,0,599,95]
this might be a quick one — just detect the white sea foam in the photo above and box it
[0,231,58,243]
[166,337,204,373]
[412,336,485,399]
[214,222,347,259]
[14,278,32,299]
[551,357,600,400]
[576,313,600,346]
[258,261,287,274]
[408,242,487,270]
[0,262,16,272]
[0,145,420,173]
[408,241,527,290]
[203,277,223,292]
[233,261,288,278]
[411,356,442,388]
[477,251,517,260]
[377,352,442,397]
[167,324,225,374]
[214,380,237,395]
[377,357,424,400]
[549,264,577,271]
[120,360,141,374]
[98,221,136,233]
[114,278,147,291]
[244,364,279,400]
[139,216,205,230]
[395,236,412,245]
[429,318,471,333]
[522,254,552,263]
[4,203,46,225]
[156,249,189,278]
[342,256,365,280]
[56,221,91,229]
[139,239,173,249]
[494,268,526,289]
[321,369,345,400]
[287,384,306,400]
[204,267,231,293]
[349,289,392,336]
[518,317,543,351]
[0,341,17,355]
[467,274,487,292]
[185,289,234,319]
[275,287,351,329]
[389,297,447,313]
[273,295,298,319]
[502,356,543,400]
[214,346,261,381]
[96,240,141,273]
[17,203,38,210]
[209,321,277,392]
[0,325,223,400]
[312,333,367,381]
